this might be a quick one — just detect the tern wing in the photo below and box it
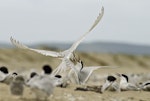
[10,37,62,58]
[68,6,104,53]
[84,66,118,70]
[81,66,102,83]
[101,80,112,93]
[52,60,67,75]
[81,65,117,83]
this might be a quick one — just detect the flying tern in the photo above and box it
[10,6,104,76]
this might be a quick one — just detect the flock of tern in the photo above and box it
[0,6,150,100]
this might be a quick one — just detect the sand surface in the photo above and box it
[0,49,150,101]
[0,83,150,101]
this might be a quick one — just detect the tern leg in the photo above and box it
[111,82,121,92]
[83,71,93,84]
[101,81,112,93]
[72,68,80,84]
[65,60,80,84]
[52,67,59,75]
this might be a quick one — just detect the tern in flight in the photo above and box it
[10,6,104,77]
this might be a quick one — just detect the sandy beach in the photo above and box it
[0,49,150,101]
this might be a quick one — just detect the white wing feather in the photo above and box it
[52,60,66,75]
[10,7,104,58]
[10,37,62,58]
[68,6,104,53]
[84,66,117,70]
[81,65,117,83]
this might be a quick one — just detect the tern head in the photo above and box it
[53,77,63,87]
[42,65,52,74]
[12,72,18,75]
[100,75,117,93]
[11,72,18,78]
[144,82,150,86]
[121,74,128,83]
[0,66,9,74]
[55,75,62,78]
[30,72,38,78]
[107,76,116,82]
[116,73,128,82]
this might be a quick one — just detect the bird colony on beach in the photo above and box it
[0,6,150,100]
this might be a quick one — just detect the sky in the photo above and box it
[0,0,150,45]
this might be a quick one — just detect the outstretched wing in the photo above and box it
[82,65,117,84]
[68,6,104,53]
[84,66,117,70]
[10,37,62,58]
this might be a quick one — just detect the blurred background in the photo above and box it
[0,0,150,73]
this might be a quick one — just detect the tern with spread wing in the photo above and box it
[68,60,113,85]
[67,52,117,85]
[10,7,104,76]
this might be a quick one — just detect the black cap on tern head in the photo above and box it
[145,82,150,86]
[121,74,128,82]
[55,75,62,78]
[107,75,116,82]
[12,72,18,76]
[42,65,53,74]
[0,66,9,74]
[30,72,38,78]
